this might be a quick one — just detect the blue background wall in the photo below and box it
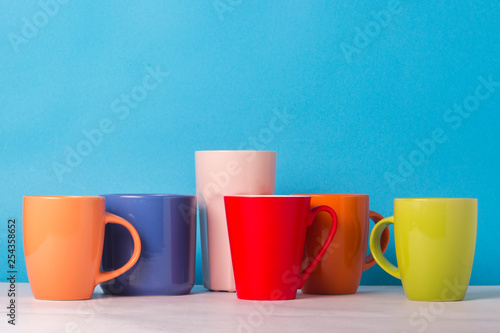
[1,1,498,285]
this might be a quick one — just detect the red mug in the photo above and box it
[224,195,338,300]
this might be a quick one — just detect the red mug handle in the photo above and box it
[298,205,338,288]
[363,210,390,271]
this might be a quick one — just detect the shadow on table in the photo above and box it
[90,285,212,299]
[295,286,403,300]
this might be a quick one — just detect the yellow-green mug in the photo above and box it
[369,198,477,301]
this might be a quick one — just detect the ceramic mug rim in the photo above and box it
[395,198,477,201]
[293,194,369,198]
[195,150,276,154]
[225,195,309,198]
[24,195,103,200]
[101,194,195,199]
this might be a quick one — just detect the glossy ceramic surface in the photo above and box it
[100,194,197,296]
[23,196,141,300]
[300,194,390,295]
[195,151,276,292]
[370,198,477,301]
[224,195,338,300]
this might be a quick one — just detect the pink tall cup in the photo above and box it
[195,151,276,291]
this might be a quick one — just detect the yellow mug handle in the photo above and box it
[369,216,400,279]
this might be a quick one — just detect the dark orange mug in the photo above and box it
[298,194,390,294]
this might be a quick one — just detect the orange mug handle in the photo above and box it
[363,211,390,271]
[298,205,338,288]
[95,213,142,285]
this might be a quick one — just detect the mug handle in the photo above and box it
[95,213,142,285]
[369,216,400,279]
[363,211,390,271]
[297,205,338,288]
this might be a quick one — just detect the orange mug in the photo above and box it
[23,196,141,300]
[299,194,390,294]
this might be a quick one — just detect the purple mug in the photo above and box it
[100,194,196,295]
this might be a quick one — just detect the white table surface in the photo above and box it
[1,283,499,333]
